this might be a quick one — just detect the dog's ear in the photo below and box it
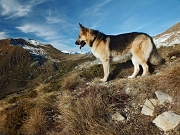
[79,23,84,29]
[79,23,88,32]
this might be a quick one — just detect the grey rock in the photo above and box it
[153,112,180,131]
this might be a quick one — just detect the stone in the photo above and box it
[112,112,125,122]
[141,99,159,116]
[170,56,176,60]
[125,88,131,94]
[153,112,180,131]
[57,115,63,119]
[155,91,172,105]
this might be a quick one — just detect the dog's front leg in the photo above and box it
[100,59,110,82]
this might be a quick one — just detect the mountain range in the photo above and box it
[0,38,92,98]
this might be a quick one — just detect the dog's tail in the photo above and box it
[149,39,165,65]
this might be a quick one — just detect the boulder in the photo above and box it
[155,91,172,105]
[112,112,125,122]
[141,99,159,116]
[153,112,180,131]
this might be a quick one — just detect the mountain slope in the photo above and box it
[0,38,94,98]
[0,39,53,97]
[153,22,180,47]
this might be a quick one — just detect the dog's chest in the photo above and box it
[91,48,100,58]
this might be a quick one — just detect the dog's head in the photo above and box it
[75,23,93,49]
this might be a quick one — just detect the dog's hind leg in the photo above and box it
[129,54,149,79]
[141,62,149,76]
[128,57,140,79]
[101,59,110,82]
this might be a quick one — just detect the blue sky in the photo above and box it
[0,0,180,52]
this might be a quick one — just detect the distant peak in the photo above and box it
[164,22,180,34]
[153,21,180,47]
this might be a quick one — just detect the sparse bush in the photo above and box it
[155,64,180,92]
[7,96,19,103]
[61,86,113,134]
[25,90,38,98]
[3,100,33,135]
[7,90,37,104]
[0,112,6,134]
[167,50,180,58]
[22,108,46,135]
[80,64,104,80]
[44,83,61,93]
[80,61,133,81]
[62,73,81,91]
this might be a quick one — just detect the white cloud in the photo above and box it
[16,23,76,51]
[0,0,45,19]
[45,16,65,24]
[0,32,8,39]
[15,23,80,51]
[16,23,59,40]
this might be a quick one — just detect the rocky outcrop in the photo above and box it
[141,91,180,132]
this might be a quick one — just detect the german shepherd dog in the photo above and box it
[75,23,164,82]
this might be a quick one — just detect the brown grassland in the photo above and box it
[0,45,180,135]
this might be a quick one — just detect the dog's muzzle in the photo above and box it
[75,40,86,49]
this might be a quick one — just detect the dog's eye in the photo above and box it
[78,35,81,38]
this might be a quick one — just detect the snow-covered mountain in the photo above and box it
[27,39,41,46]
[153,22,180,48]
[10,38,91,56]
[61,50,91,54]
[9,38,63,62]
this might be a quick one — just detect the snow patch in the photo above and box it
[25,39,42,46]
[154,31,180,48]
[61,50,91,54]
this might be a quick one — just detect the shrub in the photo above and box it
[62,73,81,91]
[21,108,46,135]
[3,100,32,135]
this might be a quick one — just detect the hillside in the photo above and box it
[0,23,180,135]
[0,38,94,99]
[153,22,180,47]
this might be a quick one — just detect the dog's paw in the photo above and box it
[128,75,135,79]
[142,73,150,78]
[100,78,107,82]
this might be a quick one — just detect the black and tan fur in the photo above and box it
[75,23,164,82]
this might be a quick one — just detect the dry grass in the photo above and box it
[0,47,180,135]
[0,82,60,135]
[56,58,180,135]
[155,64,180,92]
[154,64,180,114]
[2,99,33,135]
[59,86,119,135]
[58,83,164,135]
[22,108,46,135]
[62,73,83,91]
[0,112,6,134]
